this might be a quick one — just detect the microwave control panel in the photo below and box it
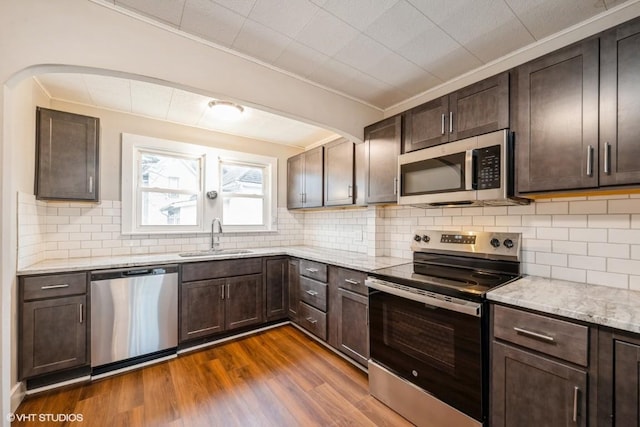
[476,145,501,190]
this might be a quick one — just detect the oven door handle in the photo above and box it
[366,278,482,317]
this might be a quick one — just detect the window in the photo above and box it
[220,161,266,227]
[121,133,277,234]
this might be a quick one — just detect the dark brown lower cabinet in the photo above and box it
[179,274,263,343]
[597,328,640,426]
[265,257,289,321]
[287,259,300,322]
[491,341,587,427]
[336,288,368,366]
[327,266,368,365]
[180,279,226,341]
[21,295,87,378]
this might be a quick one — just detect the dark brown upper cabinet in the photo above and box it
[324,137,355,206]
[35,107,99,201]
[599,18,640,187]
[402,73,509,153]
[364,115,401,204]
[515,39,600,194]
[287,146,323,209]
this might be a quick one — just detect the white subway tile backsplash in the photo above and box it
[570,200,607,214]
[588,214,629,229]
[589,243,629,259]
[552,241,587,255]
[536,252,567,267]
[16,194,640,291]
[587,270,628,289]
[607,258,640,275]
[537,227,568,240]
[551,266,586,283]
[608,199,640,214]
[536,202,568,215]
[552,215,588,228]
[569,228,608,242]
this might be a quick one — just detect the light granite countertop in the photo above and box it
[487,275,640,334]
[17,245,408,275]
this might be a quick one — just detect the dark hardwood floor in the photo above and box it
[14,325,413,426]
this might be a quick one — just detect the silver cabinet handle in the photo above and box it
[221,285,225,300]
[586,145,594,177]
[226,283,230,299]
[393,177,398,195]
[305,289,318,296]
[513,327,555,342]
[305,317,317,325]
[604,142,611,175]
[573,386,579,422]
[305,268,319,273]
[441,113,445,135]
[449,111,453,133]
[348,185,352,198]
[344,279,360,285]
[79,303,84,324]
[89,176,93,193]
[41,284,69,290]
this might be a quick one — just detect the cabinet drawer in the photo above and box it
[330,266,367,295]
[182,258,262,282]
[493,305,589,366]
[22,273,87,301]
[299,302,327,341]
[299,277,327,311]
[299,260,327,282]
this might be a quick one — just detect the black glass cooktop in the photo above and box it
[369,262,519,301]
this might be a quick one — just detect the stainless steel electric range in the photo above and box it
[366,230,522,427]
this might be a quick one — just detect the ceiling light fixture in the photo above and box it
[208,100,244,120]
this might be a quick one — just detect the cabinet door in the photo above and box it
[402,96,448,152]
[35,107,99,201]
[364,116,401,204]
[287,260,300,322]
[180,279,225,342]
[613,340,640,425]
[336,288,369,366]
[600,18,640,187]
[225,274,263,331]
[265,258,288,321]
[303,146,324,208]
[21,295,87,378]
[324,138,354,206]
[287,154,304,209]
[515,39,599,193]
[491,342,587,427]
[450,72,509,142]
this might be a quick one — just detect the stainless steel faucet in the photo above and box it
[211,218,223,251]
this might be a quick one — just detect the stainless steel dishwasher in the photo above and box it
[90,265,178,374]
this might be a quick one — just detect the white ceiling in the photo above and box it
[35,73,339,148]
[37,0,629,148]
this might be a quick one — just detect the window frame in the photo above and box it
[121,133,277,235]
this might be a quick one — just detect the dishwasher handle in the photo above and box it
[122,269,153,276]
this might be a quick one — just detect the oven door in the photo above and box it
[369,287,484,421]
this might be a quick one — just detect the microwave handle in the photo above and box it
[465,150,474,190]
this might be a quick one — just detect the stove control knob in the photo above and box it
[503,238,514,249]
[414,234,422,242]
[490,238,501,248]
[422,235,430,243]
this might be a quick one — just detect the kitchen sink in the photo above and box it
[178,249,253,257]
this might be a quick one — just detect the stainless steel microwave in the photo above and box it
[398,129,530,207]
